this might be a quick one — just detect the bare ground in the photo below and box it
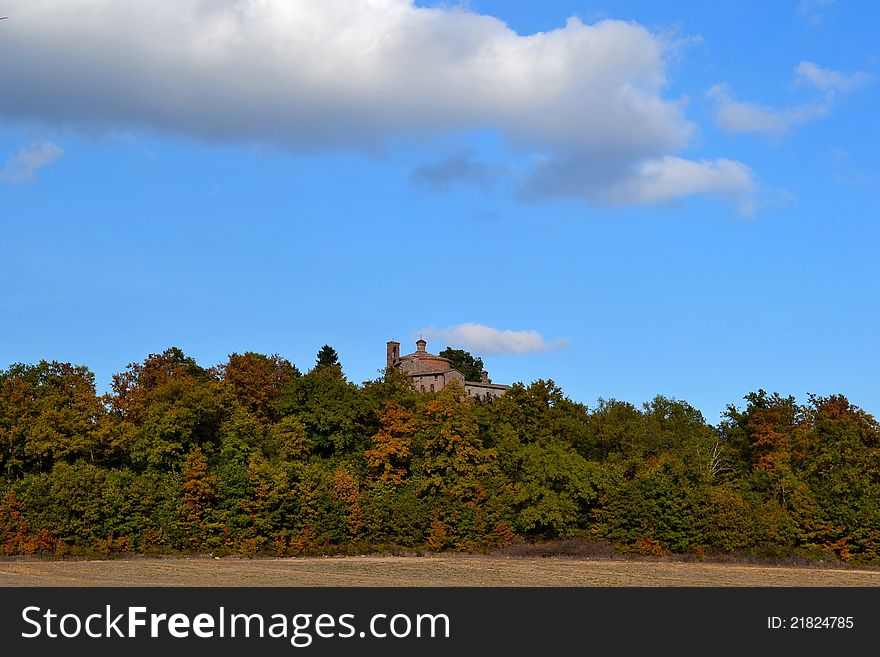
[1,555,879,587]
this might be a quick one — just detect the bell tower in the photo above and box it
[386,341,400,369]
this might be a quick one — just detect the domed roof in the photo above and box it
[398,340,452,372]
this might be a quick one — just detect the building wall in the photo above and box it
[464,382,508,401]
[410,369,464,394]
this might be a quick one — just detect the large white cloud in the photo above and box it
[420,323,569,355]
[0,0,751,208]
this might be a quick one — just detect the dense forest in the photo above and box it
[1,346,878,564]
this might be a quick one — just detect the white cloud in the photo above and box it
[795,61,877,93]
[420,323,569,355]
[601,156,755,215]
[797,0,835,25]
[0,0,750,210]
[708,84,828,138]
[0,141,63,182]
[709,60,874,139]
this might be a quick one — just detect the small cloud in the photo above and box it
[420,323,569,355]
[1,141,64,183]
[709,61,874,140]
[520,152,755,214]
[658,26,705,67]
[795,61,877,94]
[410,150,502,192]
[797,0,835,25]
[825,146,878,188]
[707,84,828,138]
[602,156,756,216]
[473,210,501,222]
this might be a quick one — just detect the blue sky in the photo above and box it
[1,0,878,422]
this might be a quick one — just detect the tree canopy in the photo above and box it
[438,347,484,382]
[1,347,878,564]
[314,345,340,370]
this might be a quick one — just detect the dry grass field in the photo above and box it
[1,555,879,587]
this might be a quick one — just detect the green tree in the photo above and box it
[362,365,418,409]
[314,345,340,370]
[509,438,599,537]
[438,348,483,382]
[583,397,647,459]
[0,361,104,475]
[793,395,880,561]
[276,365,372,456]
[360,481,429,548]
[214,410,262,548]
[415,382,504,548]
[106,348,225,471]
[599,454,702,554]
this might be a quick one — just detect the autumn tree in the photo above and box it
[179,448,220,550]
[5,343,880,561]
[720,390,800,473]
[333,464,364,539]
[365,401,415,485]
[0,490,56,555]
[106,348,225,470]
[215,352,299,424]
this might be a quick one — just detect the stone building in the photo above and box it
[386,339,508,400]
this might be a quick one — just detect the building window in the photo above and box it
[430,384,435,392]
[420,385,425,393]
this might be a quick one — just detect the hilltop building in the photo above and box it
[386,339,508,400]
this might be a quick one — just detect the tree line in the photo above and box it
[1,346,878,564]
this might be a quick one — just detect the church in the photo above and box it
[386,339,509,400]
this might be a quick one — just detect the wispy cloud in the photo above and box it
[708,60,874,139]
[795,61,877,94]
[420,323,569,355]
[707,84,828,138]
[0,141,63,182]
[410,150,502,192]
[825,147,879,188]
[797,0,835,25]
